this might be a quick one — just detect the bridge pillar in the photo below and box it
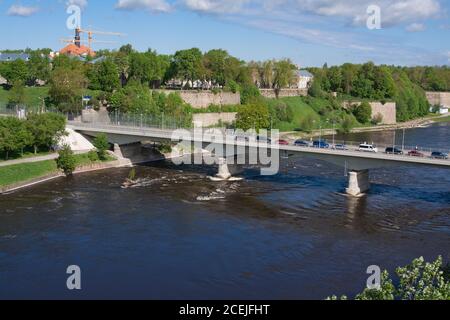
[216,158,232,180]
[346,170,370,197]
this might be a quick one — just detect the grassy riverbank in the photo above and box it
[0,160,58,187]
[0,152,117,190]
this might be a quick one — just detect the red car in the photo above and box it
[276,139,290,145]
[408,150,425,157]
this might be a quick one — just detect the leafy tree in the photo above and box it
[48,67,88,113]
[97,58,120,92]
[329,256,450,300]
[353,101,372,124]
[236,102,270,131]
[170,48,205,83]
[93,134,109,160]
[56,145,76,176]
[2,59,29,84]
[8,80,26,108]
[338,115,355,134]
[273,59,296,93]
[26,113,66,154]
[308,80,325,98]
[28,51,51,83]
[240,84,261,105]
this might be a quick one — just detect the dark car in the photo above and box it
[431,151,449,159]
[385,147,404,155]
[295,140,310,147]
[313,140,330,149]
[408,150,425,157]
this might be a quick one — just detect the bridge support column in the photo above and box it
[216,158,232,180]
[346,170,370,197]
[113,143,124,159]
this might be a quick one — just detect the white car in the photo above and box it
[358,144,378,153]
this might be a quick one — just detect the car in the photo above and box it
[313,140,330,149]
[333,144,349,151]
[431,151,449,160]
[295,140,310,147]
[358,143,378,153]
[385,147,403,155]
[408,150,425,157]
[276,139,290,145]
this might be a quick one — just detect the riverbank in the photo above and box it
[0,153,123,194]
[282,114,449,140]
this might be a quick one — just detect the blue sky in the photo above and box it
[0,0,449,67]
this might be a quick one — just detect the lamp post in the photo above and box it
[402,128,406,152]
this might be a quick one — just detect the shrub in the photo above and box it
[371,112,384,125]
[88,150,99,162]
[93,134,109,160]
[56,145,76,176]
[353,101,372,124]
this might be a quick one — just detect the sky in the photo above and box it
[0,0,449,67]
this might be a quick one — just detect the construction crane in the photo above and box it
[72,27,125,51]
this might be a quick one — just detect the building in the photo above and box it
[0,53,30,62]
[59,43,95,57]
[295,70,314,89]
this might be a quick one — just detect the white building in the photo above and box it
[296,70,314,89]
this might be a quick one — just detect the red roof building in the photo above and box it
[59,43,95,57]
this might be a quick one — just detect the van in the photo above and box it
[358,143,378,153]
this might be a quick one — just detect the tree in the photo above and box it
[330,256,450,300]
[8,80,26,108]
[93,134,109,160]
[240,84,261,105]
[48,67,88,113]
[273,59,296,92]
[308,80,325,98]
[170,48,205,83]
[56,145,76,176]
[353,101,372,124]
[28,51,51,83]
[97,59,120,92]
[2,59,29,84]
[236,102,270,131]
[26,113,66,154]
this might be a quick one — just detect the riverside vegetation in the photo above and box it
[1,47,449,133]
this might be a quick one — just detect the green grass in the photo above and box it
[267,96,347,132]
[433,115,450,123]
[73,153,116,166]
[0,86,49,110]
[0,150,52,162]
[0,160,58,187]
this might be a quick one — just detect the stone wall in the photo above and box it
[160,90,241,109]
[343,101,397,125]
[193,113,237,127]
[426,91,450,107]
[259,88,308,99]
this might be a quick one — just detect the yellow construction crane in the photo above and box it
[72,27,125,51]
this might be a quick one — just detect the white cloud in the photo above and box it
[183,0,250,14]
[7,5,39,17]
[406,23,426,32]
[115,0,172,13]
[66,0,88,9]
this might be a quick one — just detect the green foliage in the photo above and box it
[352,101,372,124]
[48,66,88,113]
[308,80,325,98]
[156,143,172,154]
[170,48,205,82]
[87,150,99,162]
[240,84,261,105]
[236,102,270,131]
[56,145,76,176]
[93,134,109,160]
[338,115,355,134]
[330,257,450,300]
[8,80,26,107]
[26,113,66,153]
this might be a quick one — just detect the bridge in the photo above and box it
[68,121,450,197]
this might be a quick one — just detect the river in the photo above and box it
[0,123,449,299]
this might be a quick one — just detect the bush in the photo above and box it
[240,84,261,105]
[56,145,76,176]
[308,80,325,98]
[328,256,450,300]
[88,150,99,162]
[353,101,372,124]
[338,115,355,134]
[93,134,109,160]
[371,112,383,125]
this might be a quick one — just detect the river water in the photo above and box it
[0,123,449,299]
